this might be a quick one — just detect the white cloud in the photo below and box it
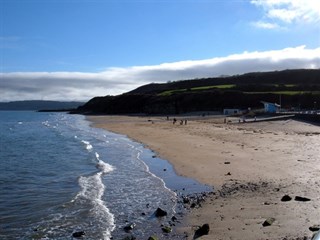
[251,0,320,28]
[251,21,279,29]
[1,45,319,102]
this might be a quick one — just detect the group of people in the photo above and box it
[168,116,187,125]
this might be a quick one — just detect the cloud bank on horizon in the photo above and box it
[1,46,319,102]
[251,0,320,29]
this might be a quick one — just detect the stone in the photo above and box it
[183,197,190,204]
[123,223,136,232]
[309,225,320,232]
[262,218,275,227]
[72,231,85,238]
[295,196,311,202]
[171,216,177,222]
[154,207,167,217]
[162,226,172,233]
[194,223,210,238]
[281,195,292,202]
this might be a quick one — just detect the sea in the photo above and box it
[0,111,211,240]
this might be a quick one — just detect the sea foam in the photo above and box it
[81,140,93,151]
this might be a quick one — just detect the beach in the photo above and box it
[88,115,320,240]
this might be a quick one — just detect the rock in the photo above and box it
[281,195,292,202]
[154,208,167,217]
[162,226,172,233]
[295,196,311,202]
[171,216,177,222]
[262,218,275,227]
[194,223,210,238]
[72,231,85,238]
[147,236,158,240]
[309,225,320,232]
[183,197,190,204]
[123,223,136,232]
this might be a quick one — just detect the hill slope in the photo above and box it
[77,69,320,114]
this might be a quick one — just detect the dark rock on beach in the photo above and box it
[309,225,320,232]
[154,207,167,217]
[162,226,172,233]
[72,231,85,238]
[194,224,210,239]
[281,195,292,202]
[262,218,275,227]
[294,196,311,202]
[123,223,136,232]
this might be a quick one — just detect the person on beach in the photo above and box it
[185,119,187,125]
[173,118,177,124]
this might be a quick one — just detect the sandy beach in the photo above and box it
[88,115,320,240]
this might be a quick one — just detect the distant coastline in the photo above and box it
[0,100,84,111]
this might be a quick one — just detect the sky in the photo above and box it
[1,0,320,102]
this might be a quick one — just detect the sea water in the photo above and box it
[0,111,211,240]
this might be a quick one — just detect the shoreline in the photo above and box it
[88,115,320,240]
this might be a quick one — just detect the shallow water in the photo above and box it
[0,111,211,239]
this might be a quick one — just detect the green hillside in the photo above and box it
[77,69,320,114]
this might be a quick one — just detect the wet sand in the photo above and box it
[88,115,320,240]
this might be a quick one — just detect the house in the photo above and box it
[261,101,281,113]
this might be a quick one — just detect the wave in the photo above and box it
[95,152,115,174]
[81,140,93,151]
[71,152,115,239]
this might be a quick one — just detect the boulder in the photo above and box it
[72,231,85,238]
[295,196,311,202]
[123,223,136,232]
[281,195,292,202]
[162,226,172,233]
[194,224,210,238]
[154,208,167,217]
[171,216,177,222]
[262,218,275,227]
[309,225,320,232]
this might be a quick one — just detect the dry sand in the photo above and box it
[88,115,320,240]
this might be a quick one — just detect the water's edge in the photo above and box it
[87,116,214,239]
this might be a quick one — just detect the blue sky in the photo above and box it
[1,0,320,101]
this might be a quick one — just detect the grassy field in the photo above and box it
[244,91,320,95]
[158,84,236,96]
